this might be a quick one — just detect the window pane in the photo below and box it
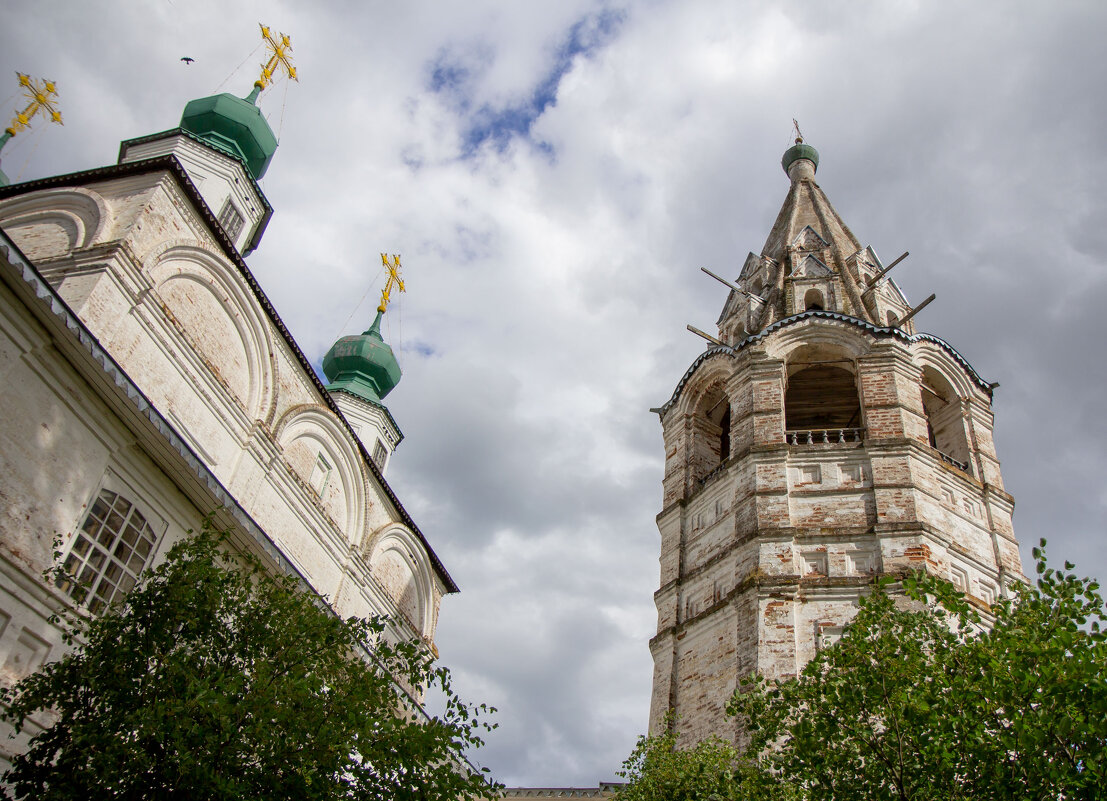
[97,523,118,546]
[121,524,140,547]
[113,541,133,563]
[87,548,106,570]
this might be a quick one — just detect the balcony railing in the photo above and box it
[786,427,865,446]
[936,450,970,473]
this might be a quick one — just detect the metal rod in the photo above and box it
[896,293,936,327]
[862,251,909,295]
[701,267,763,303]
[687,324,724,346]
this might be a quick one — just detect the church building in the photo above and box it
[0,56,456,767]
[648,138,1024,745]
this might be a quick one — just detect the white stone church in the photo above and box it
[0,76,456,768]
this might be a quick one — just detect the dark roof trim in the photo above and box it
[0,157,457,593]
[117,128,273,255]
[656,310,994,416]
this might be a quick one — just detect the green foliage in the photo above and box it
[615,715,796,801]
[1,518,500,801]
[730,539,1107,800]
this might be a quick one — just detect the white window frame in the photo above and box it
[57,480,167,614]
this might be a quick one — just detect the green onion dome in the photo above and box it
[322,310,402,403]
[179,87,277,180]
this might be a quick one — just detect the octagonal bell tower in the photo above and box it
[648,138,1023,746]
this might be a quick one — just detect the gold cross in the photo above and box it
[254,24,298,91]
[378,253,405,313]
[5,73,63,137]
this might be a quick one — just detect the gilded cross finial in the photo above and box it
[254,23,298,92]
[792,119,804,145]
[4,73,63,138]
[378,254,405,313]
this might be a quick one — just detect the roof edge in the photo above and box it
[655,310,994,417]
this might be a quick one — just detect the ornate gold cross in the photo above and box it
[255,24,298,91]
[378,253,405,313]
[5,73,62,138]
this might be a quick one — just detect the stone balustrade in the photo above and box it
[785,427,865,445]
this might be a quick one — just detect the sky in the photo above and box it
[3,0,1107,788]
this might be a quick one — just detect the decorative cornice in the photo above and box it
[656,310,994,417]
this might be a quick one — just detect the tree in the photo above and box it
[1,518,500,801]
[615,715,796,801]
[619,543,1106,801]
[730,540,1107,800]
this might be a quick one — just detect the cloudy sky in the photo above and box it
[4,0,1107,788]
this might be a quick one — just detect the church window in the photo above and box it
[56,489,160,614]
[217,198,244,240]
[309,453,332,496]
[804,288,825,311]
[887,311,900,327]
[372,439,389,471]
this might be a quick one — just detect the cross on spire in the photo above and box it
[792,118,804,145]
[5,73,63,138]
[378,254,405,313]
[254,24,298,92]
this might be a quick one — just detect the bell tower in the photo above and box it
[648,137,1023,746]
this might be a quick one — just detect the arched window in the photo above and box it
[804,288,825,311]
[56,489,160,613]
[887,311,900,327]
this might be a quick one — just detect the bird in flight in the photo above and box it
[180,57,194,65]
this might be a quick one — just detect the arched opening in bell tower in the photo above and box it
[691,385,731,483]
[921,367,971,471]
[803,288,825,311]
[784,348,862,437]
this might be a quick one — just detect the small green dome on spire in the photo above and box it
[782,141,819,176]
[322,310,402,403]
[179,88,277,180]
